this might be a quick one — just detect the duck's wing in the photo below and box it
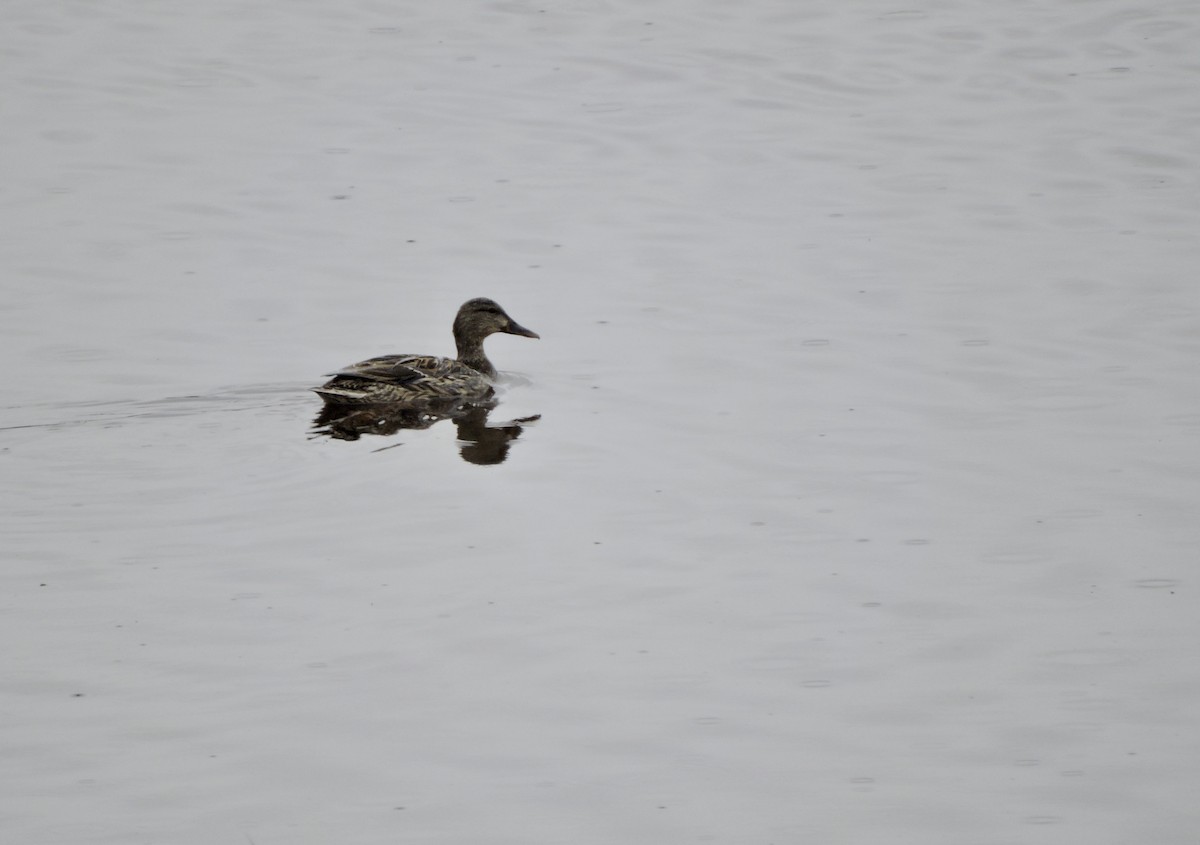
[325,354,450,385]
[314,354,493,406]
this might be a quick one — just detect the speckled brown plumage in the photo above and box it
[312,298,538,406]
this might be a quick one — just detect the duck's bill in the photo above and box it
[506,321,540,339]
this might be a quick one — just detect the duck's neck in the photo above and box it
[454,332,496,378]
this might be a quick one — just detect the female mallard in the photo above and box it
[312,298,539,406]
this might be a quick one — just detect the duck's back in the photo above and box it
[312,354,493,406]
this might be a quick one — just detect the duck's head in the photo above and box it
[453,298,540,344]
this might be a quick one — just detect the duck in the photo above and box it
[312,297,539,406]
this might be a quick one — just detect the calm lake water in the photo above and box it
[3,1,1198,843]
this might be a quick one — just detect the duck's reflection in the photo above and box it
[312,401,539,465]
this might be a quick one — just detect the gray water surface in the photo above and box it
[3,1,1198,843]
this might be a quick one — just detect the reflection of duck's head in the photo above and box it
[454,298,539,377]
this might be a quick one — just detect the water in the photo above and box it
[3,1,1198,843]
